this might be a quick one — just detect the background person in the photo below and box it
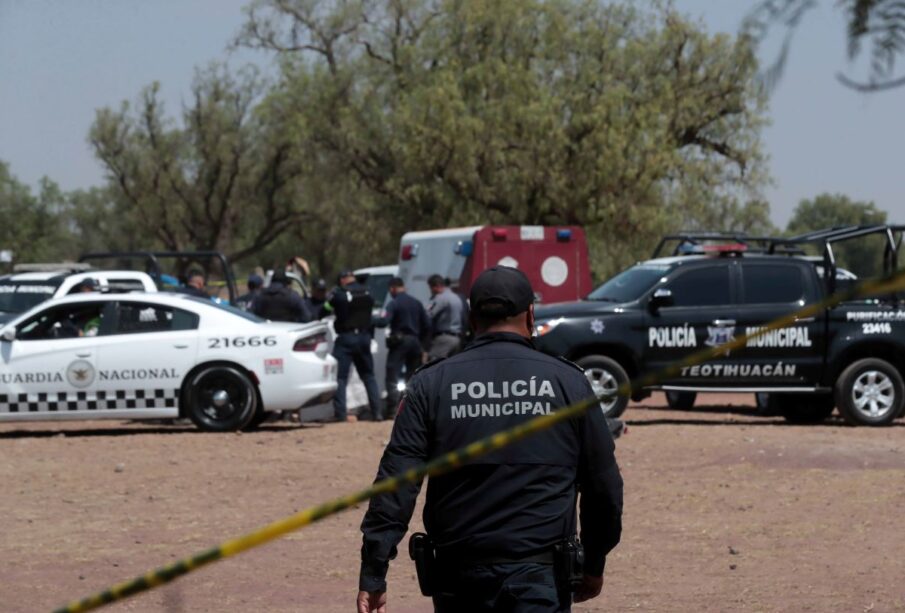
[329,269,381,422]
[236,273,263,311]
[305,278,329,320]
[251,270,312,322]
[181,269,209,299]
[381,276,431,419]
[358,266,623,613]
[426,273,464,359]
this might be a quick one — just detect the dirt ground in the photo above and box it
[2,393,905,613]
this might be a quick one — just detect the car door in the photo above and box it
[92,300,200,416]
[1,301,109,416]
[643,261,738,386]
[733,261,823,387]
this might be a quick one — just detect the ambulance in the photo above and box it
[397,225,592,305]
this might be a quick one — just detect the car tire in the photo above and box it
[665,391,697,411]
[835,358,904,427]
[775,393,835,424]
[575,355,630,419]
[184,365,258,432]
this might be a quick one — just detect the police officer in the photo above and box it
[304,278,329,320]
[426,274,465,359]
[180,269,209,299]
[236,273,263,311]
[251,270,313,323]
[358,266,623,613]
[382,277,431,419]
[329,269,381,422]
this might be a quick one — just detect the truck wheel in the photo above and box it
[576,355,629,419]
[185,365,258,432]
[835,358,904,426]
[776,394,835,424]
[665,391,697,411]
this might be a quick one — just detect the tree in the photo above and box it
[745,0,905,92]
[89,64,313,264]
[0,161,73,266]
[786,193,888,276]
[237,0,770,277]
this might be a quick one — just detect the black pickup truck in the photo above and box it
[533,226,905,426]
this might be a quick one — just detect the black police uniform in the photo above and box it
[383,291,431,418]
[330,281,381,421]
[251,282,313,322]
[359,333,623,611]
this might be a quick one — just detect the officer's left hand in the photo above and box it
[573,574,603,603]
[356,589,387,613]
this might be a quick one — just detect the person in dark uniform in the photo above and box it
[329,269,381,422]
[180,269,209,299]
[304,278,329,320]
[236,273,263,311]
[357,266,623,613]
[382,276,431,419]
[251,270,313,322]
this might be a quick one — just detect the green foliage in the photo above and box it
[239,0,770,277]
[89,64,313,263]
[0,162,72,266]
[786,193,888,277]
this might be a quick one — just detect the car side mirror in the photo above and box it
[1,327,15,342]
[648,288,673,313]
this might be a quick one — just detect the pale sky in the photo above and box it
[0,0,902,227]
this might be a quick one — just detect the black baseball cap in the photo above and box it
[469,266,534,317]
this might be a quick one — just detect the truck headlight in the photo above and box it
[535,317,565,337]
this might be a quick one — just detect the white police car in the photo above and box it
[0,292,336,431]
[0,267,158,325]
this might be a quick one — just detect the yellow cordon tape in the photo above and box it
[54,270,905,613]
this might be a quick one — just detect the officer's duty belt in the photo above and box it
[436,549,555,566]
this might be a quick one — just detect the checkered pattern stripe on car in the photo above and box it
[0,389,180,413]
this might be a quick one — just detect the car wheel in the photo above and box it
[576,355,629,419]
[665,391,697,411]
[776,394,835,424]
[185,365,258,432]
[835,358,904,426]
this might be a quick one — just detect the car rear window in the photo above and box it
[114,302,199,334]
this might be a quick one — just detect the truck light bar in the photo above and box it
[556,229,572,241]
[491,228,508,240]
[702,243,748,253]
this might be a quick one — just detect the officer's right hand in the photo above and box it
[356,589,387,613]
[573,575,603,603]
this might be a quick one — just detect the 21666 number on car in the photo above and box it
[208,336,277,349]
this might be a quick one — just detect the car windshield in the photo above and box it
[587,264,672,303]
[185,296,265,322]
[0,280,60,314]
